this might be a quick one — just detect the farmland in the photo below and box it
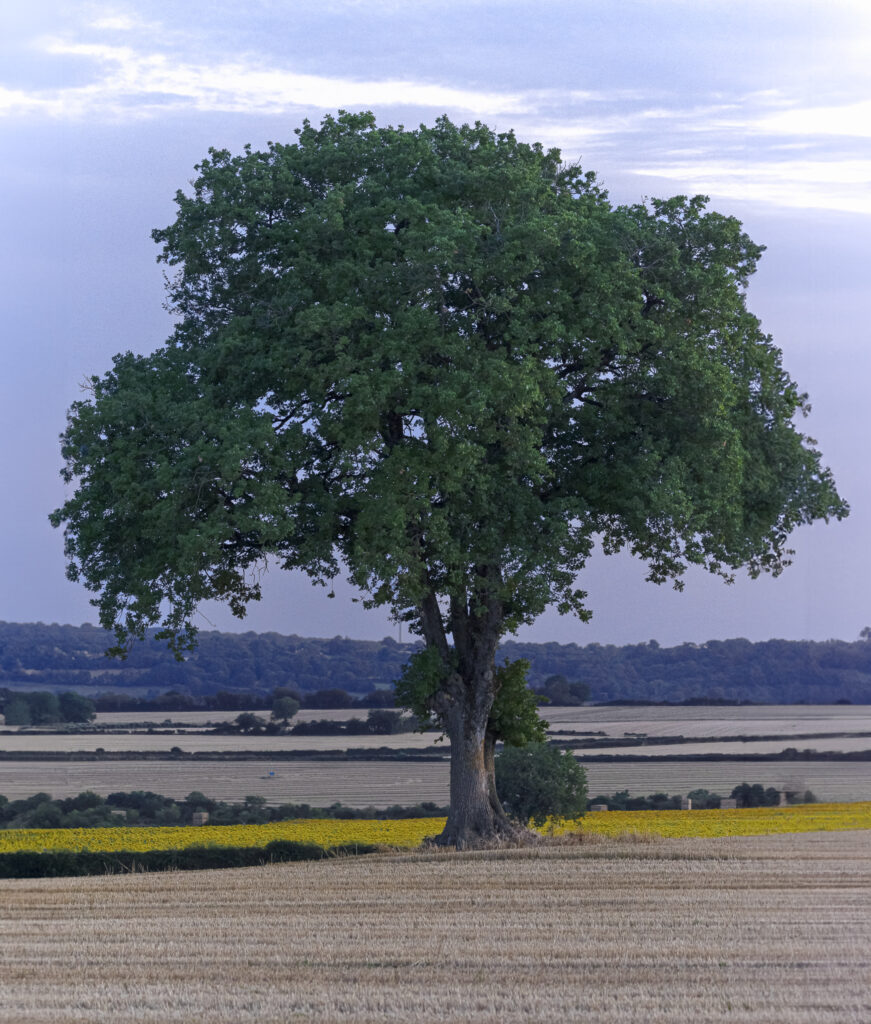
[2,757,871,806]
[0,730,445,754]
[82,703,871,735]
[2,705,870,806]
[0,759,450,806]
[544,704,871,737]
[2,802,869,854]
[1,830,869,1022]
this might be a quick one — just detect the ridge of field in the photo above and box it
[85,704,871,734]
[5,731,871,757]
[88,708,366,726]
[1,831,869,1023]
[545,704,871,736]
[570,737,871,756]
[0,731,446,753]
[3,757,871,805]
[7,705,870,753]
[0,759,449,805]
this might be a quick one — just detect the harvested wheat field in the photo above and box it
[1,831,870,1023]
[5,756,871,806]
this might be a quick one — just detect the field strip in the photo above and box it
[2,803,870,855]
[0,832,869,1023]
[0,731,445,752]
[545,704,871,735]
[0,759,451,806]
[2,757,871,805]
[580,760,871,802]
[8,731,871,756]
[570,737,871,756]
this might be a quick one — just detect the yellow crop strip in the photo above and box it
[1,803,870,855]
[548,801,871,839]
[0,818,444,854]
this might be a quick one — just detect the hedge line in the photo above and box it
[0,840,378,879]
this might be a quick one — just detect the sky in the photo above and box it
[2,0,869,648]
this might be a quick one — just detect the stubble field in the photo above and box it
[4,758,871,805]
[1,830,869,1023]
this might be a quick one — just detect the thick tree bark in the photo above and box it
[418,572,534,848]
[484,730,506,817]
[430,697,528,848]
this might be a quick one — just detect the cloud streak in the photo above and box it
[4,15,870,215]
[8,38,532,120]
[631,159,871,216]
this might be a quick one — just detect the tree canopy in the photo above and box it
[52,111,846,846]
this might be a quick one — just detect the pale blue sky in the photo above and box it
[2,1,869,645]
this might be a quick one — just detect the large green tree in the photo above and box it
[51,112,846,847]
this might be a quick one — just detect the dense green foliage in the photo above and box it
[396,652,548,746]
[4,621,871,706]
[51,113,845,657]
[271,695,300,723]
[730,782,782,808]
[0,840,377,879]
[0,688,95,725]
[495,743,588,825]
[49,112,845,843]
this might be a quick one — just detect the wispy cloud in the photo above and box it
[8,38,532,120]
[87,12,156,32]
[754,100,871,139]
[631,159,871,216]
[5,10,871,215]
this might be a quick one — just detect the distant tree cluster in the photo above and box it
[0,790,448,830]
[532,674,591,706]
[90,686,393,715]
[500,636,871,704]
[0,690,95,726]
[0,781,816,831]
[218,708,418,737]
[589,788,715,811]
[0,621,414,697]
[588,783,817,810]
[4,621,871,707]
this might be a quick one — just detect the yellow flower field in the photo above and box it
[1,802,870,855]
[551,800,871,839]
[0,817,443,855]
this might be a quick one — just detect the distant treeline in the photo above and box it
[0,783,801,831]
[0,790,448,830]
[2,620,871,704]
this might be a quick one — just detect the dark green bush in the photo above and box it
[495,742,588,826]
[731,782,781,808]
[0,840,378,879]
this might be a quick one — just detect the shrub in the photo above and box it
[495,742,587,826]
[0,840,378,879]
[687,788,723,809]
[731,782,781,808]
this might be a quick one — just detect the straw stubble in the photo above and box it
[0,831,869,1022]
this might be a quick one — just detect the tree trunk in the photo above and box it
[417,576,534,849]
[429,685,531,849]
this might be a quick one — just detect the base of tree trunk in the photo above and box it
[426,816,539,851]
